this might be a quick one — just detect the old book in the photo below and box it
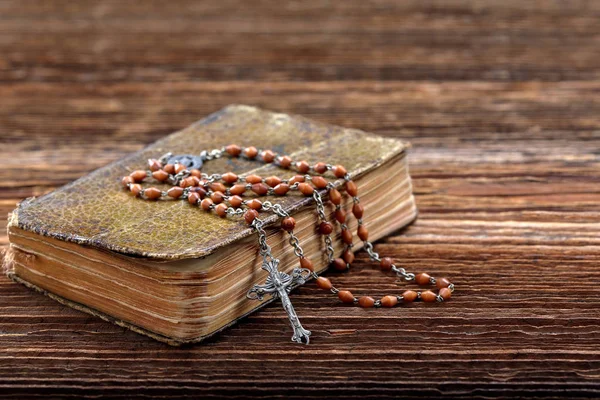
[4,104,417,345]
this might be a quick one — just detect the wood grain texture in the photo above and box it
[1,0,599,398]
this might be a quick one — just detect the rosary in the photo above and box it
[121,144,455,344]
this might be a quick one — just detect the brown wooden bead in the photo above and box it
[244,146,258,159]
[265,176,282,187]
[175,163,187,174]
[341,229,353,245]
[299,257,314,271]
[358,296,375,308]
[221,172,238,183]
[439,287,452,300]
[334,165,347,178]
[163,164,175,174]
[296,160,310,173]
[229,184,246,195]
[421,290,438,302]
[281,217,296,231]
[200,198,213,211]
[319,221,333,235]
[328,188,342,205]
[402,290,418,302]
[130,184,142,196]
[190,176,201,186]
[278,156,292,168]
[357,225,369,241]
[315,277,332,290]
[229,195,243,208]
[121,176,134,187]
[215,203,228,217]
[189,169,202,178]
[190,186,207,198]
[244,209,258,224]
[314,162,328,174]
[130,170,147,182]
[332,258,347,271]
[246,199,262,210]
[152,170,169,182]
[273,183,290,195]
[338,290,355,304]
[251,183,269,196]
[245,174,262,184]
[380,257,394,271]
[188,192,201,205]
[288,175,305,185]
[415,273,431,286]
[226,144,242,157]
[352,203,364,219]
[343,249,355,264]
[179,177,194,188]
[335,208,346,223]
[345,180,358,196]
[381,295,398,308]
[167,187,184,198]
[436,278,451,289]
[262,150,275,163]
[148,159,162,171]
[311,176,328,189]
[298,182,314,196]
[209,182,227,193]
[211,191,225,204]
[144,187,162,200]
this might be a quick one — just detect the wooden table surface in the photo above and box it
[2,1,600,398]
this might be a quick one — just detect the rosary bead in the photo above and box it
[334,165,347,178]
[190,169,202,178]
[341,229,353,245]
[152,170,169,182]
[436,278,451,289]
[319,221,333,235]
[288,175,305,185]
[246,199,262,210]
[332,258,347,271]
[328,188,342,205]
[251,183,269,196]
[211,191,225,204]
[226,144,242,157]
[229,195,243,207]
[380,257,393,271]
[190,186,207,198]
[229,184,246,195]
[357,225,369,241]
[311,176,328,189]
[343,249,355,264]
[338,290,355,304]
[262,150,275,163]
[215,203,228,217]
[335,208,346,224]
[221,172,238,183]
[163,164,175,174]
[402,290,418,302]
[345,181,358,196]
[122,176,134,187]
[439,287,452,300]
[201,198,213,211]
[381,295,398,308]
[314,162,328,174]
[298,182,314,196]
[296,160,310,173]
[358,296,375,308]
[188,192,201,205]
[278,155,292,168]
[245,174,262,184]
[175,164,187,174]
[299,257,314,271]
[167,187,184,198]
[421,290,437,302]
[265,176,282,187]
[415,273,431,286]
[352,203,364,219]
[130,183,143,196]
[244,146,258,159]
[209,182,227,193]
[244,209,259,224]
[144,187,162,200]
[273,183,290,195]
[316,277,332,290]
[148,159,162,171]
[179,177,194,188]
[130,170,147,182]
[281,217,296,231]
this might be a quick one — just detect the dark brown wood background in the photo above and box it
[2,1,600,398]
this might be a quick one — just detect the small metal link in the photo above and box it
[288,231,305,258]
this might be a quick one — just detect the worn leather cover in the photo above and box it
[12,105,409,260]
